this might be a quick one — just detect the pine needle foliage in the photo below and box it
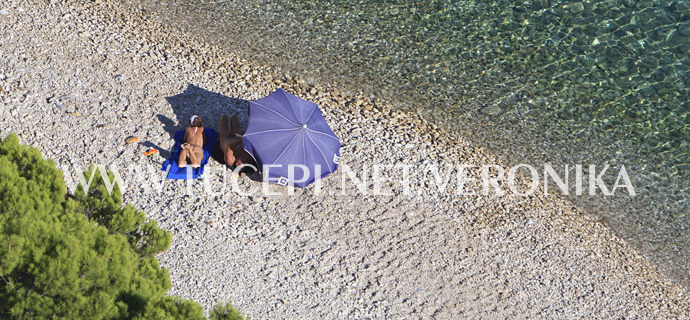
[0,134,243,319]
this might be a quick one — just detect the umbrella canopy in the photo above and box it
[243,88,341,188]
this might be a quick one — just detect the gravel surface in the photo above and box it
[1,0,688,318]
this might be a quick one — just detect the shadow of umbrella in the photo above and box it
[161,84,250,164]
[156,114,177,141]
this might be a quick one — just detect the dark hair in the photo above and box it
[191,117,202,127]
[238,163,258,175]
[236,150,258,175]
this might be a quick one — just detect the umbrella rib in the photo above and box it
[244,127,300,136]
[298,98,309,123]
[303,105,318,124]
[272,131,302,164]
[302,133,307,169]
[280,89,302,124]
[251,101,300,126]
[306,128,340,142]
[306,132,331,171]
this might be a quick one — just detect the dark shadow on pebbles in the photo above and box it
[162,84,250,166]
[209,142,225,164]
[156,114,177,141]
[164,84,249,134]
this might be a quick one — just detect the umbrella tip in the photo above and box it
[302,124,308,129]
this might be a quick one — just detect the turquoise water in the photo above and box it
[141,0,689,286]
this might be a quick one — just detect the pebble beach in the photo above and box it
[1,0,688,318]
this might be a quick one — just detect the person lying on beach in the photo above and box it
[219,114,256,171]
[178,115,206,168]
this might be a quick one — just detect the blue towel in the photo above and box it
[161,128,218,180]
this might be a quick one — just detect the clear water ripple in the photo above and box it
[141,0,689,287]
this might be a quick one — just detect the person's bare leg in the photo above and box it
[219,115,233,157]
[178,148,189,167]
[219,115,230,138]
[189,149,202,168]
[230,114,241,136]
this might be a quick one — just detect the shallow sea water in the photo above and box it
[140,0,689,287]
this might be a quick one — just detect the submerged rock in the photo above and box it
[678,24,690,37]
[569,2,585,14]
[533,0,550,10]
[481,105,502,115]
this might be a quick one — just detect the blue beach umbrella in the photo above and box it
[242,88,341,187]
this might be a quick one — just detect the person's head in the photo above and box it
[234,153,252,167]
[190,115,202,127]
[226,146,257,173]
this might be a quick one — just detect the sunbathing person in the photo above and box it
[219,114,256,171]
[178,115,206,168]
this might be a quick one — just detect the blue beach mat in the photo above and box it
[161,128,218,179]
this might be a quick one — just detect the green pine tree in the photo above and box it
[0,134,244,320]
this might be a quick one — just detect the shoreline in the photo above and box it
[1,0,688,318]
[136,0,690,289]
